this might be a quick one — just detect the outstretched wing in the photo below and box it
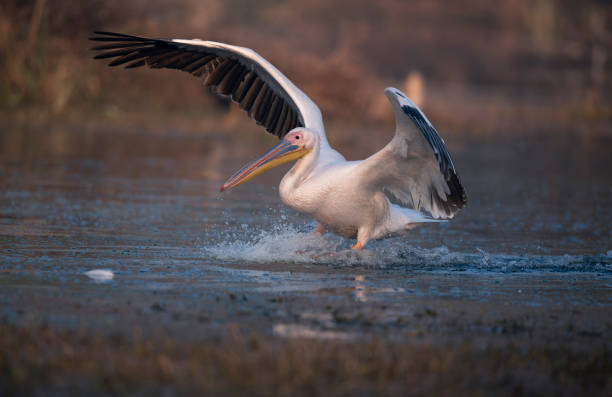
[90,31,324,139]
[358,87,467,219]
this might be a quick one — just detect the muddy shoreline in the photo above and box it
[2,269,611,396]
[2,257,611,395]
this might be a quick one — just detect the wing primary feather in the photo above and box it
[257,88,275,124]
[147,50,182,68]
[292,108,299,130]
[205,59,236,86]
[365,90,469,219]
[287,107,297,131]
[191,56,220,76]
[239,77,264,113]
[124,59,146,69]
[232,71,256,102]
[264,95,282,128]
[94,47,143,59]
[216,63,245,95]
[184,55,216,74]
[206,57,222,74]
[251,84,271,120]
[273,103,289,136]
[171,53,203,69]
[430,191,435,213]
[155,52,198,69]
[281,107,294,134]
[108,50,159,67]
[93,31,146,39]
[90,31,319,140]
[89,36,146,42]
[91,42,153,51]
[402,104,455,174]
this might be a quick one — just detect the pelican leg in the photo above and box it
[352,228,371,250]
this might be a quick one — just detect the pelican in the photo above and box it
[90,31,467,249]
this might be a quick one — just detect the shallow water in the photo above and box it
[1,123,611,339]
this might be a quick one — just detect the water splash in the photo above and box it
[205,223,342,263]
[203,223,612,273]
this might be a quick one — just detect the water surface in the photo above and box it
[1,123,611,340]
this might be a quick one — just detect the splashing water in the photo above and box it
[203,222,612,273]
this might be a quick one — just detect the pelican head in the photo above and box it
[220,128,314,192]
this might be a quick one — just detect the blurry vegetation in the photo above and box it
[1,322,611,396]
[0,0,610,135]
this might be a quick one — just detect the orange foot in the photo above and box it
[351,241,363,250]
[314,224,326,235]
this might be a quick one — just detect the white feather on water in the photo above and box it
[84,269,114,281]
[273,323,354,340]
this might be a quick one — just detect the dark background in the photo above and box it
[2,0,610,140]
[1,2,611,396]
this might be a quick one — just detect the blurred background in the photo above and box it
[1,3,612,395]
[1,0,610,141]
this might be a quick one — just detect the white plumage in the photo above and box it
[91,31,467,249]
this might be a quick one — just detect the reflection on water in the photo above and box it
[354,275,366,302]
[0,123,611,339]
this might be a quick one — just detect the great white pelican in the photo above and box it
[91,31,467,249]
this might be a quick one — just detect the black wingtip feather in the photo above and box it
[400,102,467,213]
[90,30,303,139]
[447,171,468,210]
[125,59,146,69]
[93,31,140,39]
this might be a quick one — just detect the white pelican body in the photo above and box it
[91,32,467,249]
[279,153,432,244]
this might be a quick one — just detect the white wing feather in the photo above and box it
[357,88,467,219]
